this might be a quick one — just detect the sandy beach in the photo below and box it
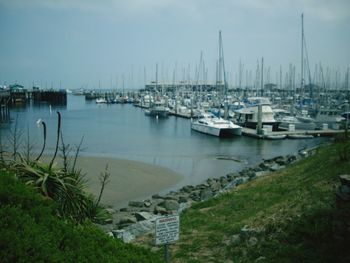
[73,156,183,208]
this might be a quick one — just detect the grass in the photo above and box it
[0,170,162,262]
[134,140,350,262]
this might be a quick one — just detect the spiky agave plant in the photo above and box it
[8,111,109,223]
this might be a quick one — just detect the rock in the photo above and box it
[112,229,135,243]
[152,194,164,199]
[164,195,177,201]
[181,185,194,193]
[200,188,213,201]
[105,208,116,215]
[144,199,152,207]
[178,195,189,203]
[189,190,201,202]
[240,225,259,239]
[118,215,137,227]
[273,156,286,165]
[104,218,113,224]
[158,200,180,211]
[230,234,241,245]
[255,256,266,262]
[135,212,153,221]
[247,236,258,247]
[119,207,128,212]
[126,220,155,237]
[220,177,229,187]
[129,201,144,208]
[340,185,350,194]
[286,154,297,163]
[339,174,350,187]
[255,171,269,178]
[154,205,168,215]
[178,202,190,213]
[269,163,282,171]
[209,180,221,192]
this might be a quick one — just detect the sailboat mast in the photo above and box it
[301,13,304,93]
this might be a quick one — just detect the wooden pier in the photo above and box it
[0,90,11,121]
[31,90,67,105]
[242,127,345,139]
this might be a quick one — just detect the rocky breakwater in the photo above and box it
[103,147,318,243]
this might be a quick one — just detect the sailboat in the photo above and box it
[191,31,242,137]
[145,64,170,118]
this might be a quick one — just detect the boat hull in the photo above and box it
[145,109,169,118]
[191,123,242,137]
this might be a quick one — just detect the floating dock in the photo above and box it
[242,127,345,139]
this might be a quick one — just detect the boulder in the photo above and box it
[126,220,155,237]
[152,194,164,199]
[135,211,153,222]
[200,188,213,201]
[118,215,137,225]
[230,234,241,245]
[247,236,258,247]
[181,185,195,193]
[339,174,350,187]
[254,171,270,178]
[144,199,152,207]
[189,190,201,202]
[105,208,116,215]
[209,180,221,192]
[112,229,135,243]
[240,225,260,239]
[154,205,168,215]
[178,195,189,203]
[158,200,180,211]
[128,201,144,208]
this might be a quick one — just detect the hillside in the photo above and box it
[136,139,350,262]
[0,170,162,263]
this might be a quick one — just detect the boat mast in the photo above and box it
[301,13,304,97]
[219,31,229,119]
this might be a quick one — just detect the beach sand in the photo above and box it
[71,156,183,208]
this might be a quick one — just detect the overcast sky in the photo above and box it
[0,0,349,89]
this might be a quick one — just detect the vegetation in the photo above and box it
[0,171,162,262]
[136,139,350,262]
[0,112,108,223]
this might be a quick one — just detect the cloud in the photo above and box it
[1,0,349,22]
[236,0,350,21]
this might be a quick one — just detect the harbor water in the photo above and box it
[0,95,326,205]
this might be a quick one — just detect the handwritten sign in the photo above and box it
[155,215,180,245]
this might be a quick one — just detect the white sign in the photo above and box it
[155,215,180,245]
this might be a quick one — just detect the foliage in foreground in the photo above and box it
[0,171,162,263]
[1,112,111,224]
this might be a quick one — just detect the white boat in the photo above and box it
[314,108,345,128]
[278,115,316,131]
[234,97,279,130]
[96,97,107,104]
[191,112,242,137]
[145,101,169,118]
[264,134,287,140]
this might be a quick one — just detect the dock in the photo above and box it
[242,127,345,139]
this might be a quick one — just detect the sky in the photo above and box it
[0,0,349,89]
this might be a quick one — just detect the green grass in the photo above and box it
[0,170,162,263]
[165,141,350,262]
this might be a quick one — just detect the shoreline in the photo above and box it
[73,156,184,208]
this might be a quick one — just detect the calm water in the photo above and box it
[1,95,326,191]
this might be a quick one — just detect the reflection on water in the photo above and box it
[0,95,327,191]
